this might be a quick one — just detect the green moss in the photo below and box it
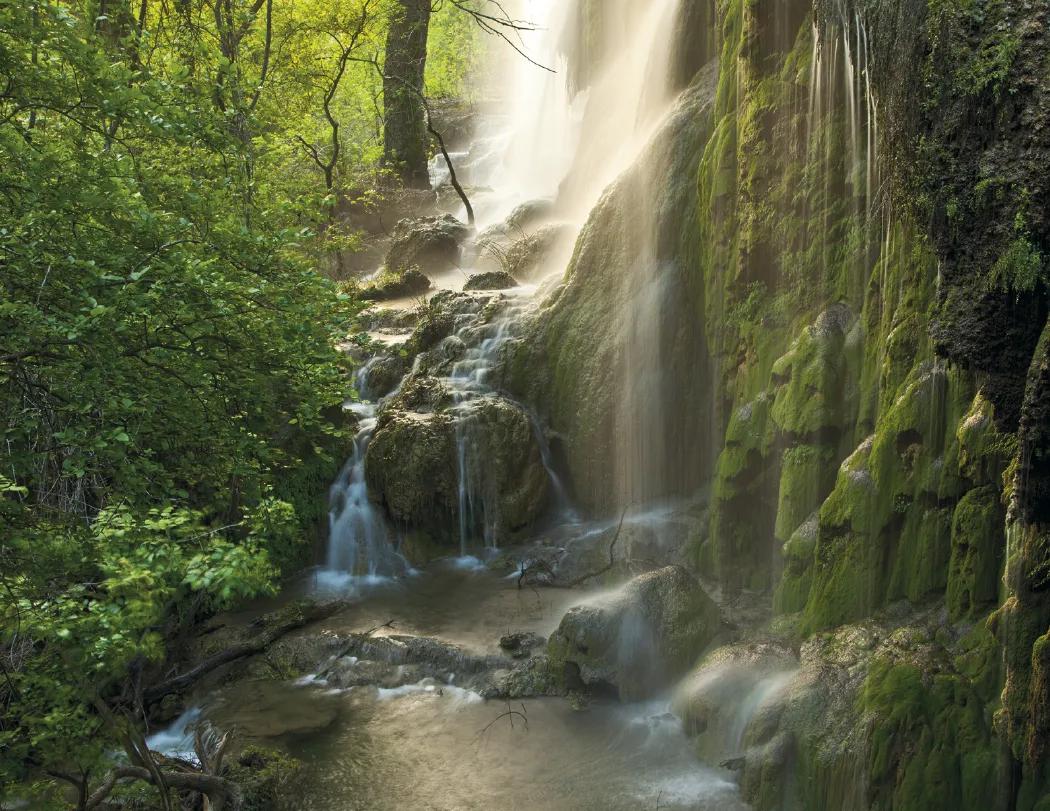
[775,512,818,613]
[775,445,836,542]
[710,393,779,591]
[771,320,850,439]
[946,486,1006,620]
[956,392,1017,486]
[858,658,998,811]
[225,746,303,811]
[799,365,976,632]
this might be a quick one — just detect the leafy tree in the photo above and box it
[0,0,482,805]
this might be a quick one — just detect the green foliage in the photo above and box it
[0,0,482,798]
[0,0,436,799]
[986,236,1045,293]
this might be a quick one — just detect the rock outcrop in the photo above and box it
[546,566,722,700]
[386,214,470,273]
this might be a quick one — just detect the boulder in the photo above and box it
[386,214,470,273]
[547,565,722,700]
[671,641,797,760]
[359,267,431,302]
[364,394,548,547]
[365,409,458,536]
[359,353,410,400]
[454,395,550,539]
[388,374,452,413]
[464,270,518,291]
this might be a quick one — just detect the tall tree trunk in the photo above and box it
[383,0,431,189]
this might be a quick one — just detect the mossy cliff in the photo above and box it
[510,0,1050,807]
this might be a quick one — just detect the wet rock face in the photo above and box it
[386,214,470,273]
[716,610,1003,811]
[359,354,411,401]
[365,409,458,537]
[454,395,550,538]
[546,566,722,701]
[672,642,797,760]
[504,66,719,513]
[363,391,549,550]
[501,223,574,281]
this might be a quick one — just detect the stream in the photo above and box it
[156,563,749,810]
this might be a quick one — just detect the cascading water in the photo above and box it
[321,361,411,583]
[324,0,715,573]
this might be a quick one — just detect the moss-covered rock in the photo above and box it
[359,267,431,302]
[365,409,458,539]
[672,640,797,761]
[728,611,1000,811]
[946,486,1005,621]
[463,270,518,291]
[225,746,303,811]
[504,64,720,513]
[453,395,550,541]
[364,393,548,548]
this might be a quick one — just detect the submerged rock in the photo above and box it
[386,214,470,273]
[547,566,722,700]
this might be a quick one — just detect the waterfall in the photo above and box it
[322,0,708,575]
[472,0,687,225]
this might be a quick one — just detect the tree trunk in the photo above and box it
[383,0,432,189]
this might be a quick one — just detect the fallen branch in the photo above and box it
[143,601,345,704]
[567,507,629,588]
[517,557,556,589]
[475,701,529,744]
[84,765,242,811]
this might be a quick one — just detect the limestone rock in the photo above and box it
[365,409,458,536]
[386,214,470,273]
[547,565,722,700]
[359,267,431,302]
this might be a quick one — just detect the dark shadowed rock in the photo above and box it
[387,214,470,273]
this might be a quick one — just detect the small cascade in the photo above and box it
[725,670,796,755]
[321,366,409,583]
[441,290,567,554]
[325,408,402,578]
